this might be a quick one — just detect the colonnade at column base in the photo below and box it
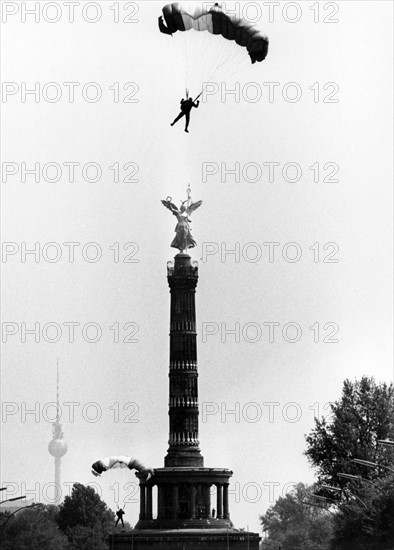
[110,467,261,549]
[109,528,261,549]
[135,467,235,530]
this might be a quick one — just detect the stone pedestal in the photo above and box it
[110,529,261,549]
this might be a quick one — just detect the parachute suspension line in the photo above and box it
[177,31,199,97]
[223,56,250,82]
[190,28,200,80]
[193,30,225,91]
[214,40,245,76]
[203,39,242,84]
[191,31,211,97]
[168,31,187,94]
[203,44,234,88]
[211,37,227,77]
[188,28,212,97]
[205,41,249,85]
[167,35,186,95]
[183,36,190,93]
[214,48,246,81]
[168,28,256,100]
[189,31,202,95]
[197,29,212,70]
[198,44,225,94]
[187,31,203,97]
[198,32,244,96]
[224,45,252,82]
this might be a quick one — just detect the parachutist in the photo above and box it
[91,455,153,478]
[115,507,125,529]
[170,97,199,132]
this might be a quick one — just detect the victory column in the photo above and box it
[110,187,260,549]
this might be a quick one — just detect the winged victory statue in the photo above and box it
[162,185,202,253]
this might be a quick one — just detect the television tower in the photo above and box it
[48,359,68,504]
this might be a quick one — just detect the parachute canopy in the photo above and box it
[159,3,268,64]
[91,455,153,479]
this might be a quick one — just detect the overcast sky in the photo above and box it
[1,0,393,534]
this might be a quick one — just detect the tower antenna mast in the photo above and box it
[48,359,68,504]
[56,358,60,422]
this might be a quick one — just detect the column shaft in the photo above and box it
[139,485,146,520]
[216,484,223,519]
[146,485,153,520]
[157,485,164,519]
[223,484,229,519]
[166,255,203,468]
[204,485,211,518]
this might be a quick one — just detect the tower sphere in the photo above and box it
[48,439,68,457]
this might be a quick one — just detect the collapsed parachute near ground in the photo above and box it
[159,3,268,64]
[91,456,153,480]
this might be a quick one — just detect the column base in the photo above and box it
[165,447,204,467]
[135,467,233,529]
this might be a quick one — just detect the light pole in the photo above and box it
[377,439,394,448]
[0,496,26,506]
[311,487,367,510]
[0,502,43,543]
[310,493,337,503]
[352,458,394,475]
[337,472,386,495]
[320,485,342,492]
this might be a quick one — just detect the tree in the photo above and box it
[65,524,109,550]
[0,505,68,550]
[305,377,394,487]
[305,376,394,549]
[329,474,394,550]
[260,482,334,550]
[57,483,115,549]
